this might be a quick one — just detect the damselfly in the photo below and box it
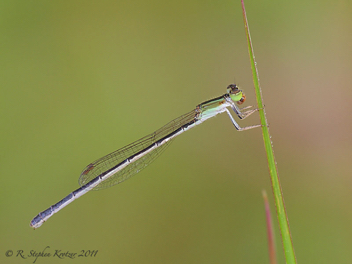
[30,84,260,228]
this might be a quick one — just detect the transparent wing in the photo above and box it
[79,109,197,190]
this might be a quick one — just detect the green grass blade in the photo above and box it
[240,1,297,263]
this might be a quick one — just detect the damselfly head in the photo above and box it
[227,84,246,105]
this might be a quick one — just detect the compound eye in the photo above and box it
[227,84,238,94]
[236,94,246,105]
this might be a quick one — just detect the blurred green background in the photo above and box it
[1,0,351,263]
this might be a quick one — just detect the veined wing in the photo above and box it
[78,109,197,190]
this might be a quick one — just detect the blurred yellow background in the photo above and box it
[1,0,351,263]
